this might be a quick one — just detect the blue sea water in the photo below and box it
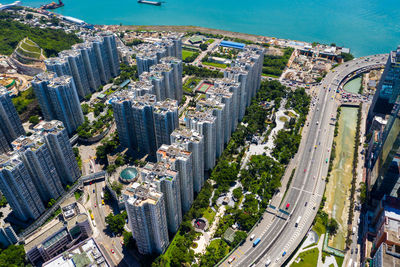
[4,0,400,56]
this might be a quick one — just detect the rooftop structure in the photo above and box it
[219,40,245,50]
[170,128,204,192]
[185,108,217,171]
[157,143,193,213]
[141,162,182,233]
[42,237,108,267]
[125,183,169,254]
[153,98,179,148]
[24,197,92,265]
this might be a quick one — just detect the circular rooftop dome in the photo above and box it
[119,167,138,183]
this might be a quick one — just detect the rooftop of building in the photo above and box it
[25,197,89,252]
[170,128,203,143]
[33,120,65,134]
[185,108,216,123]
[135,43,166,58]
[150,63,172,73]
[160,56,182,64]
[128,80,154,91]
[126,182,162,207]
[59,49,81,58]
[42,237,109,267]
[197,97,225,110]
[142,162,177,182]
[139,71,164,82]
[111,89,136,104]
[0,152,22,171]
[157,143,191,161]
[32,71,56,83]
[153,98,178,114]
[44,56,69,65]
[48,75,73,87]
[11,134,44,152]
[24,218,65,252]
[131,93,156,108]
[72,41,93,50]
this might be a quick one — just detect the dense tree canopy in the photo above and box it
[0,14,81,57]
[0,245,27,266]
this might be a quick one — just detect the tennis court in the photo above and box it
[196,82,213,93]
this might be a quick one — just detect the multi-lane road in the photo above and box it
[224,54,388,267]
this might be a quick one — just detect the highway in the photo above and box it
[224,54,388,267]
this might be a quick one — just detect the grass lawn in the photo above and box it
[205,39,215,44]
[11,87,36,114]
[334,255,344,267]
[262,73,280,78]
[312,216,326,238]
[203,207,216,225]
[291,247,319,267]
[74,191,82,201]
[202,61,228,69]
[208,239,230,254]
[182,49,197,60]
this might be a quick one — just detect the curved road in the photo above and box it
[223,54,388,267]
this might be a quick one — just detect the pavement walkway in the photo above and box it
[193,206,226,255]
[286,231,323,266]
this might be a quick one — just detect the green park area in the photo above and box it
[202,61,228,69]
[183,77,200,94]
[262,47,294,77]
[0,13,81,57]
[182,49,199,63]
[291,247,319,267]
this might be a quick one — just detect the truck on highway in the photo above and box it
[295,216,301,227]
[101,192,104,199]
[253,238,261,247]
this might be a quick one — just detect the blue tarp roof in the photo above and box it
[219,40,245,49]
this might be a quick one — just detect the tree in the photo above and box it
[25,13,33,20]
[341,52,354,62]
[199,43,208,51]
[111,181,123,196]
[105,212,127,235]
[0,245,27,266]
[81,103,89,115]
[29,115,39,125]
[122,230,135,248]
[47,198,56,208]
[327,218,339,235]
[0,194,7,207]
[232,187,243,200]
[232,230,247,247]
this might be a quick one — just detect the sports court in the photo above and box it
[196,82,213,93]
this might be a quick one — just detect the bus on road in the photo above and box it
[253,238,261,247]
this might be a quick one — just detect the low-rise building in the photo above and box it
[24,197,92,265]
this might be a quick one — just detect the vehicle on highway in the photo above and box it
[228,256,236,264]
[253,238,261,247]
[102,200,105,205]
[94,203,97,208]
[305,202,308,206]
[282,251,287,256]
[326,158,329,163]
[250,234,255,241]
[295,216,301,227]
[304,168,307,172]
[111,249,115,254]
[101,192,104,199]
[90,213,94,220]
[265,259,271,266]
[286,203,290,209]
[316,121,319,125]
[92,220,96,227]
[351,249,354,254]
[356,248,358,254]
[93,189,95,193]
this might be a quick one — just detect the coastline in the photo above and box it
[102,24,308,46]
